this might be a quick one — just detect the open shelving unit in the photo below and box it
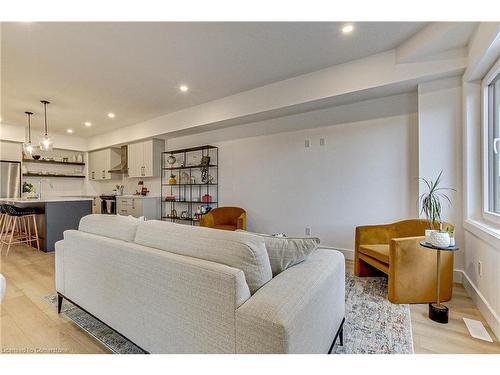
[22,158,85,166]
[161,145,218,225]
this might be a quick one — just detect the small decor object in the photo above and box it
[180,211,189,219]
[166,154,176,166]
[168,174,177,185]
[32,154,41,160]
[202,194,212,203]
[165,195,176,202]
[62,157,69,163]
[170,208,178,218]
[22,182,36,199]
[200,155,210,166]
[447,228,456,246]
[77,154,84,163]
[194,206,202,221]
[190,176,197,184]
[180,171,190,184]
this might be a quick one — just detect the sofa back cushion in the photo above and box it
[134,220,272,294]
[238,231,320,276]
[79,214,142,242]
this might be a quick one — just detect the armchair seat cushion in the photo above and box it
[214,224,237,231]
[358,244,389,264]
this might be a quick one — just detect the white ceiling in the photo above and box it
[1,22,429,137]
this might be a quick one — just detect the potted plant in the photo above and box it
[22,181,36,199]
[419,170,455,247]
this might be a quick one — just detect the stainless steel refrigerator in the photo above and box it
[0,160,21,198]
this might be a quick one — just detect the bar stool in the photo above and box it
[0,204,41,256]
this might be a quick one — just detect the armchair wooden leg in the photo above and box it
[355,257,374,277]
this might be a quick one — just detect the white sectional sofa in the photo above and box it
[55,215,345,354]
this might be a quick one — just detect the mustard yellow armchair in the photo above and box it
[199,207,247,231]
[355,219,454,304]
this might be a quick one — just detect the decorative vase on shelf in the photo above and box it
[429,231,450,248]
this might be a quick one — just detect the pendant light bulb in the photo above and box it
[39,100,53,151]
[23,111,35,156]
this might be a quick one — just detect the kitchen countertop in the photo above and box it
[117,195,160,199]
[0,197,94,203]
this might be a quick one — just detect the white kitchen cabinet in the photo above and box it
[116,196,160,219]
[88,148,120,180]
[127,139,164,178]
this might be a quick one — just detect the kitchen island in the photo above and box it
[0,197,92,252]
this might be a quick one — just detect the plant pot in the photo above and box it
[425,229,438,243]
[429,231,451,248]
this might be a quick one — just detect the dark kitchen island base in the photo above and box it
[0,198,92,252]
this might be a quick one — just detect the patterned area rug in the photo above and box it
[332,273,414,354]
[45,273,413,354]
[44,295,145,353]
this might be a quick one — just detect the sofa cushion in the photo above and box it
[134,220,272,294]
[78,214,143,242]
[238,231,320,276]
[358,244,390,264]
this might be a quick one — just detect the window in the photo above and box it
[483,59,500,222]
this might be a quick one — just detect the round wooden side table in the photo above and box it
[420,241,459,324]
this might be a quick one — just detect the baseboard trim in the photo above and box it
[456,269,500,340]
[321,246,354,260]
[453,269,463,284]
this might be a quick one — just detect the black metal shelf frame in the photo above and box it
[161,145,218,225]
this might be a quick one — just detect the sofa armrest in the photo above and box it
[235,249,345,353]
[388,236,453,303]
[199,212,215,228]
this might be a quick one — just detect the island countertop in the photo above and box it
[0,196,94,203]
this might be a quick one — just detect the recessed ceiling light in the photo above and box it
[107,113,115,118]
[342,24,354,34]
[67,129,74,134]
[179,85,189,92]
[84,121,92,127]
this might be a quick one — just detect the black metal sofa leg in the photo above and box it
[327,318,345,354]
[57,294,63,314]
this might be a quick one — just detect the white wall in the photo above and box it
[418,77,463,269]
[461,24,500,339]
[166,93,419,254]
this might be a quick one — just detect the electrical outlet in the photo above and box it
[305,227,311,236]
[320,138,325,146]
[478,261,483,277]
[305,139,310,148]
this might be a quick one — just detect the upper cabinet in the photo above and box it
[88,148,121,181]
[127,139,165,178]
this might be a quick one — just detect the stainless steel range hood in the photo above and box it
[108,145,128,173]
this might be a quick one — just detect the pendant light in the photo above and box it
[39,100,53,151]
[23,111,35,156]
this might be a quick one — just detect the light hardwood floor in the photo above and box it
[1,246,499,354]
